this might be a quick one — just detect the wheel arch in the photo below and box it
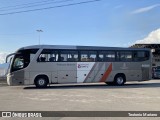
[34,74,49,85]
[114,73,126,82]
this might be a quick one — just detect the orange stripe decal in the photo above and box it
[100,63,112,82]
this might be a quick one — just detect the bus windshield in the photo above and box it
[11,49,39,72]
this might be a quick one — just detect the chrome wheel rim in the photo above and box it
[38,79,45,86]
[117,77,124,85]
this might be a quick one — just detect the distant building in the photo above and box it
[130,44,160,66]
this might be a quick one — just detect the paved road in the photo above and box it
[0,80,160,120]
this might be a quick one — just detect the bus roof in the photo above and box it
[17,45,150,51]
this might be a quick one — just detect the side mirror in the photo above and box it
[5,53,15,63]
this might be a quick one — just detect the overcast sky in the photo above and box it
[0,0,160,63]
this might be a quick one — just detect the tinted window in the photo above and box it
[155,70,160,72]
[119,51,132,61]
[60,51,78,62]
[98,51,115,61]
[80,51,97,62]
[38,49,59,62]
[133,51,149,61]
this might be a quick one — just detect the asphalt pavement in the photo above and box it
[0,79,160,120]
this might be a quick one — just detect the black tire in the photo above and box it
[114,75,126,86]
[35,76,49,88]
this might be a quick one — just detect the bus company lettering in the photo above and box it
[78,64,89,68]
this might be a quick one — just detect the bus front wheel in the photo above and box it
[114,74,126,86]
[35,76,49,88]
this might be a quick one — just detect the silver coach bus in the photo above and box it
[7,45,152,88]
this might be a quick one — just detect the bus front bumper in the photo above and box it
[7,73,24,86]
[7,73,13,86]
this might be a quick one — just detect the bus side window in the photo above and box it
[133,52,138,61]
[105,52,115,61]
[119,51,132,62]
[99,51,115,62]
[88,51,97,62]
[39,57,46,62]
[133,51,149,61]
[38,49,59,62]
[80,51,97,62]
[49,57,55,62]
[98,54,104,61]
[144,51,149,59]
[60,57,64,61]
[81,51,88,61]
[98,52,104,62]
[60,51,78,62]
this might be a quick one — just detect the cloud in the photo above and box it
[135,28,160,44]
[0,52,8,64]
[131,4,160,14]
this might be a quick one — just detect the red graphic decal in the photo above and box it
[100,63,112,82]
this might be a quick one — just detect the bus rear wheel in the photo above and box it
[35,76,49,88]
[114,74,126,86]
